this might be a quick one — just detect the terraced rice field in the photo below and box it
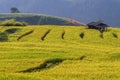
[0,25,120,80]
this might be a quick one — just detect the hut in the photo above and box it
[87,21,109,32]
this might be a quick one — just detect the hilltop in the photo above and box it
[0,13,86,26]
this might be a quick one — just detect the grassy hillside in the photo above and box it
[0,13,86,26]
[0,25,120,80]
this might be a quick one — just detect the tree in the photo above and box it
[11,7,20,13]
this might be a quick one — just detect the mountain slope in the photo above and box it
[0,13,86,25]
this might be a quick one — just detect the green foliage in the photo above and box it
[38,16,68,25]
[46,58,63,64]
[61,30,65,39]
[11,7,20,13]
[0,19,27,26]
[109,53,120,60]
[80,32,84,39]
[17,30,34,41]
[5,28,20,34]
[112,33,118,38]
[0,32,8,42]
[41,29,51,41]
[0,13,68,25]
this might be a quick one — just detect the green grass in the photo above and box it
[0,13,68,25]
[0,25,120,80]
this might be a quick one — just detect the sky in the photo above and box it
[0,0,120,27]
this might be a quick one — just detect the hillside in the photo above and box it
[0,25,120,80]
[0,0,120,26]
[0,13,86,26]
[0,25,120,44]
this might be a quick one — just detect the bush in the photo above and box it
[0,32,8,42]
[80,32,84,39]
[0,19,27,26]
[5,28,19,34]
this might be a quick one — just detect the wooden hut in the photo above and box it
[87,21,109,32]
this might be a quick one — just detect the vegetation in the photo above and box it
[0,19,27,26]
[11,7,20,13]
[0,13,68,25]
[0,13,85,26]
[0,25,120,80]
[0,32,8,41]
[5,28,20,34]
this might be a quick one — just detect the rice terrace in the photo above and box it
[0,23,120,80]
[0,1,120,79]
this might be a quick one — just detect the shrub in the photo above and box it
[5,28,19,34]
[41,29,51,41]
[0,32,8,42]
[0,19,27,26]
[46,58,63,64]
[17,30,34,41]
[80,32,84,39]
[61,31,65,39]
[112,33,118,38]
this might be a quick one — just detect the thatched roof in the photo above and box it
[87,21,109,28]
